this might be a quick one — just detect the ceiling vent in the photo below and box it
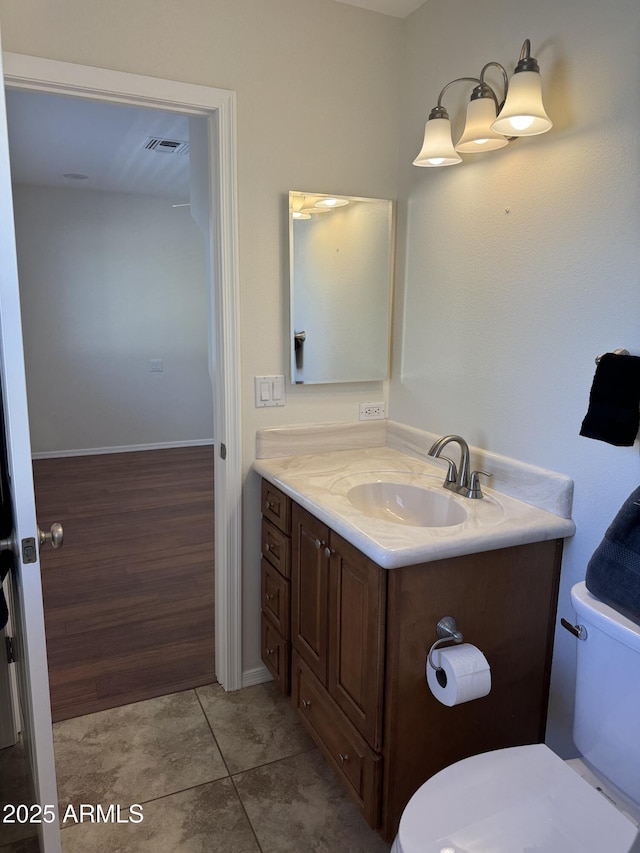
[143,137,189,154]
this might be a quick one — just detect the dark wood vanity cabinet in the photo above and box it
[260,481,292,693]
[291,503,386,825]
[265,479,563,841]
[291,505,387,746]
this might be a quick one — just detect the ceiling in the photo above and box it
[335,0,425,15]
[6,89,193,200]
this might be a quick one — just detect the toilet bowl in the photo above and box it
[391,582,640,853]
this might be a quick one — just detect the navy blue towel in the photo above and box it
[585,485,640,620]
[580,353,640,446]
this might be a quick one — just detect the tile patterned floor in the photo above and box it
[51,682,392,852]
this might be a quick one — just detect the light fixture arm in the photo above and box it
[478,61,509,109]
[432,76,481,116]
[516,38,539,72]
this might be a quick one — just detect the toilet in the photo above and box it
[391,582,640,853]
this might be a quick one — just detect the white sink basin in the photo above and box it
[347,481,468,528]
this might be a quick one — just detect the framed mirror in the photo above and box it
[289,191,394,384]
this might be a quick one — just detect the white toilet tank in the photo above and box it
[572,581,640,806]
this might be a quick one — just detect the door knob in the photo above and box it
[38,522,64,549]
[0,533,14,553]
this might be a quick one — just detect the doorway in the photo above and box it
[2,52,243,696]
[7,89,217,720]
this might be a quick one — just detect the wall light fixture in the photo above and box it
[413,39,552,168]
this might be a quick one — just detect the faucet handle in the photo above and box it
[468,470,492,499]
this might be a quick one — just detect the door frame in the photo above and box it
[2,52,243,690]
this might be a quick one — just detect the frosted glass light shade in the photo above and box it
[455,97,510,153]
[413,118,462,167]
[491,71,552,136]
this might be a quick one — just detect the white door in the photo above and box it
[0,35,62,853]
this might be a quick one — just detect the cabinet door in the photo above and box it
[328,532,387,751]
[291,504,330,684]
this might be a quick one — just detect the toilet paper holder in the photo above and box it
[427,616,464,671]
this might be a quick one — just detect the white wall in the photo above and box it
[393,0,640,753]
[13,184,212,454]
[0,0,403,676]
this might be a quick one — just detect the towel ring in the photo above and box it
[595,348,629,364]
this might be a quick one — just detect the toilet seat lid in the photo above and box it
[397,744,638,853]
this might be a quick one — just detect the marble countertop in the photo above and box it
[253,444,576,569]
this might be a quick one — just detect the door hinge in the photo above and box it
[5,635,15,664]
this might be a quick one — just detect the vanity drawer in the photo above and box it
[261,613,290,695]
[292,651,382,827]
[261,558,290,639]
[262,480,291,535]
[261,519,291,578]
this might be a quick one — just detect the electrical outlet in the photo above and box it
[359,402,386,420]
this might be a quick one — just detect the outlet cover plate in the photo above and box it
[359,402,386,420]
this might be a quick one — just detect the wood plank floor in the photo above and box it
[33,446,216,722]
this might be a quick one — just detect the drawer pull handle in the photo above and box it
[265,592,275,600]
[266,648,274,656]
[301,698,311,709]
[265,500,272,510]
[338,753,349,764]
[264,542,271,551]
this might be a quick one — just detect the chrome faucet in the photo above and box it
[428,434,491,499]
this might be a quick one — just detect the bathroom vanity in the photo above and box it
[255,423,575,841]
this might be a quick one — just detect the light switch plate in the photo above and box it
[255,375,286,407]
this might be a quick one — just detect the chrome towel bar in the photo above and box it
[595,348,630,364]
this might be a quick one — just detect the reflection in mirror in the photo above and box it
[289,191,394,384]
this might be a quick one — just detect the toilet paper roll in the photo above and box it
[426,643,491,707]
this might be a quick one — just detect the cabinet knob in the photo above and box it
[324,546,334,558]
[265,592,275,601]
[338,753,349,764]
[265,499,274,511]
[301,698,311,709]
[314,538,325,550]
[266,648,274,656]
[264,542,271,551]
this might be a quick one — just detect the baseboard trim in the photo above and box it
[31,439,215,460]
[241,665,273,688]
